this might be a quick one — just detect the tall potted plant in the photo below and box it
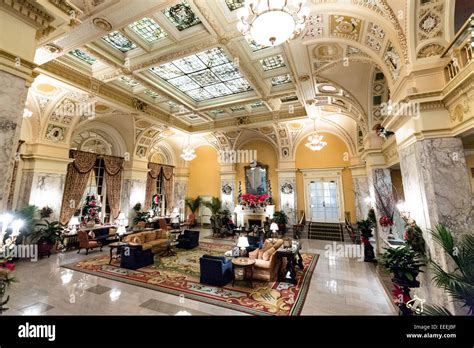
[30,220,65,258]
[272,211,288,234]
[377,246,425,288]
[185,196,202,227]
[357,218,375,262]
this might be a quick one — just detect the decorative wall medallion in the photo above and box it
[133,98,147,112]
[384,42,401,81]
[93,17,112,31]
[281,182,294,194]
[162,1,201,31]
[312,43,342,60]
[298,74,310,82]
[222,184,232,195]
[365,22,385,53]
[236,116,250,126]
[46,125,65,142]
[419,11,440,34]
[44,43,62,54]
[303,14,323,39]
[416,43,445,58]
[451,104,464,122]
[136,146,146,157]
[282,147,290,158]
[330,15,362,41]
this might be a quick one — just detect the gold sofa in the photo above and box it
[122,229,168,254]
[248,238,284,282]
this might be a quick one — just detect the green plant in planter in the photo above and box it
[422,225,474,315]
[273,211,288,234]
[378,246,425,287]
[357,219,374,239]
[368,208,376,225]
[203,197,222,216]
[31,220,64,245]
[185,196,202,227]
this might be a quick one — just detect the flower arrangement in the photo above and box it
[379,215,394,227]
[0,258,17,314]
[239,193,271,208]
[81,194,101,225]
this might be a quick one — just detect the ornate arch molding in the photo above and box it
[148,140,176,166]
[70,121,127,157]
[292,119,357,159]
[234,128,280,158]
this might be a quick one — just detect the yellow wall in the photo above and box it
[236,140,279,208]
[466,154,474,193]
[295,132,356,222]
[187,145,220,199]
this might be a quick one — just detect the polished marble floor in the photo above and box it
[5,229,396,315]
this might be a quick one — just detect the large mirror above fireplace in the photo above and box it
[245,163,268,195]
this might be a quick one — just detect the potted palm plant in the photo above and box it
[422,225,474,315]
[204,197,223,236]
[378,245,425,288]
[185,196,202,227]
[31,220,65,258]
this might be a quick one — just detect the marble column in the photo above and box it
[350,166,371,221]
[174,168,189,221]
[399,137,474,313]
[220,164,236,214]
[120,178,147,219]
[277,170,297,226]
[0,71,29,208]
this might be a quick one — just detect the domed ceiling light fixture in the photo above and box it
[236,0,310,47]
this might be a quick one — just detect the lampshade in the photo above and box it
[117,225,127,235]
[118,212,126,220]
[236,236,249,248]
[69,216,80,226]
[270,222,279,232]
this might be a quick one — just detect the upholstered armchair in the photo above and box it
[120,244,154,270]
[246,235,263,253]
[177,230,199,249]
[199,255,233,286]
[77,230,102,255]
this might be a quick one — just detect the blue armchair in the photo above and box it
[200,255,233,286]
[120,244,154,270]
[246,235,263,253]
[177,230,200,249]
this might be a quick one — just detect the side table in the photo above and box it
[108,242,127,265]
[231,257,255,288]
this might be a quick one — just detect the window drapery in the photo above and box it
[144,163,173,212]
[162,165,174,213]
[103,155,124,220]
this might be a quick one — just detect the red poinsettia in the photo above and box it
[0,262,15,271]
[392,284,411,305]
[379,215,394,227]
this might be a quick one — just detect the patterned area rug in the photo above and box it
[62,242,318,316]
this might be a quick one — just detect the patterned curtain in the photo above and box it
[59,151,97,225]
[144,163,162,210]
[103,155,124,221]
[162,166,174,214]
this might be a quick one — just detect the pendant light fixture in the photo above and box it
[305,118,327,151]
[180,135,196,161]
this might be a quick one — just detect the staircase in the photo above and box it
[308,222,344,241]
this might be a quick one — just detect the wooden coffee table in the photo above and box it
[232,257,256,288]
[108,242,127,264]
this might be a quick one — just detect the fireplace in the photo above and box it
[248,219,262,228]
[234,205,275,228]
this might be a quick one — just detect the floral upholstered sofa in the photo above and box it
[248,238,284,281]
[122,229,168,254]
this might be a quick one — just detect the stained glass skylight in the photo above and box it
[247,39,268,52]
[129,17,168,43]
[225,0,244,11]
[69,49,97,65]
[210,109,224,115]
[281,95,299,102]
[101,31,137,52]
[149,47,253,102]
[144,89,161,98]
[119,76,140,87]
[162,1,201,31]
[271,74,292,86]
[231,105,245,112]
[250,100,264,108]
[260,55,286,71]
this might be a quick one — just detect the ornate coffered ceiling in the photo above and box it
[14,0,456,154]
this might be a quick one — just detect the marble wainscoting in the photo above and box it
[352,176,370,221]
[399,137,474,314]
[173,179,187,220]
[17,172,65,220]
[278,177,297,226]
[121,179,146,217]
[371,169,398,243]
[0,71,29,207]
[220,179,235,213]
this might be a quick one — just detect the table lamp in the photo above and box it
[116,212,127,235]
[270,222,279,239]
[68,216,80,235]
[236,236,249,257]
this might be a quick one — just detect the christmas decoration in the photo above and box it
[81,195,102,225]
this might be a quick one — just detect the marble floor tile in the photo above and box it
[4,229,395,316]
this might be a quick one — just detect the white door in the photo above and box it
[308,180,340,222]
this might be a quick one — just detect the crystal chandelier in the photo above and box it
[236,0,310,46]
[180,136,196,161]
[180,147,196,161]
[305,118,327,151]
